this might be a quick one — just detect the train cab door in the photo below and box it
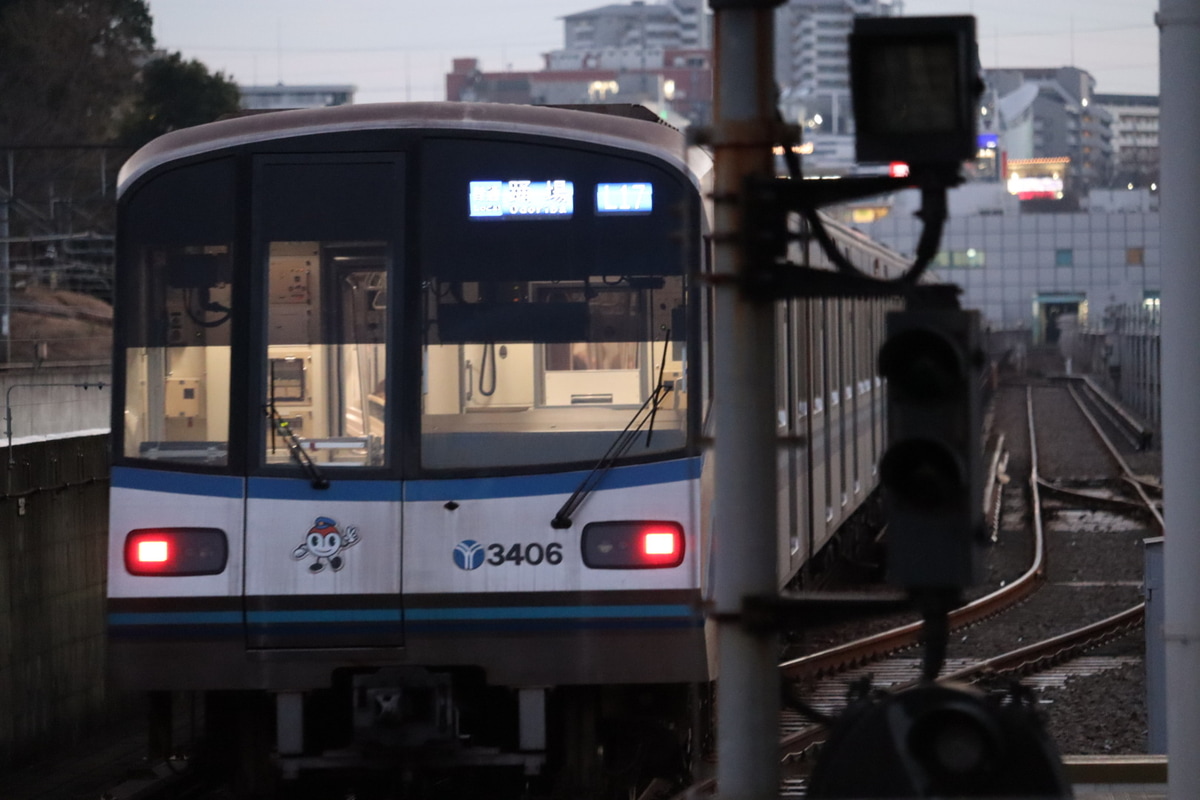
[243,154,405,651]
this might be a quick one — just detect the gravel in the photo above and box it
[961,380,1155,755]
[1040,657,1149,755]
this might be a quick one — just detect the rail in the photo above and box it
[1066,381,1164,533]
[1076,374,1154,451]
[778,418,1041,683]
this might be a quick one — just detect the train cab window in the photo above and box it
[418,138,694,472]
[118,158,235,466]
[263,241,389,468]
[255,157,400,470]
[421,275,686,471]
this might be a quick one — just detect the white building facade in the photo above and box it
[1096,93,1159,189]
[560,0,708,52]
[855,187,1159,341]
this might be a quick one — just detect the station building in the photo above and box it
[848,184,1159,342]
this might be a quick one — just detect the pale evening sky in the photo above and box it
[144,0,1160,104]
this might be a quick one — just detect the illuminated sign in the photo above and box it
[469,180,574,219]
[1007,175,1063,200]
[596,183,653,214]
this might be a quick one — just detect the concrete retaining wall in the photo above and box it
[1,363,111,444]
[0,433,114,770]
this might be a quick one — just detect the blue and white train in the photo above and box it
[106,102,902,796]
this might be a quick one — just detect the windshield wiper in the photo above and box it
[643,325,672,449]
[551,328,673,529]
[265,402,330,490]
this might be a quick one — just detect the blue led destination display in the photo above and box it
[469,180,574,219]
[596,183,653,215]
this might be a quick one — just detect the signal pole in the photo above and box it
[1158,1,1200,797]
[1,191,9,364]
[707,2,785,799]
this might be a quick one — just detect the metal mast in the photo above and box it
[1158,1,1200,797]
[708,2,785,798]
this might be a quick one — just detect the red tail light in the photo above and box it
[124,528,228,576]
[582,521,685,569]
[643,530,678,557]
[136,539,170,563]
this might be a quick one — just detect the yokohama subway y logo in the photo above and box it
[453,540,487,571]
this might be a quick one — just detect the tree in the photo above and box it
[0,0,153,146]
[117,52,242,148]
[0,0,154,239]
[0,0,240,275]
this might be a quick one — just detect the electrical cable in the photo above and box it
[183,289,231,328]
[774,110,950,289]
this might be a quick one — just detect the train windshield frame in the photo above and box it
[113,125,701,479]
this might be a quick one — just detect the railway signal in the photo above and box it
[806,683,1072,798]
[878,307,985,589]
[849,15,982,171]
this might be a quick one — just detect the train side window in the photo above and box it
[119,158,236,466]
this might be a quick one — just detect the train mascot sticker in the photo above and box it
[293,516,360,573]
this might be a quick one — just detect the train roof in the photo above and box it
[117,102,697,197]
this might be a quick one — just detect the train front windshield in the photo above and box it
[116,130,697,476]
[419,138,693,471]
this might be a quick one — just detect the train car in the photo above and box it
[105,102,901,797]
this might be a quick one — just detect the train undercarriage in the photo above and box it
[172,674,710,800]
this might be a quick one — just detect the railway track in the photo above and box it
[679,379,1160,799]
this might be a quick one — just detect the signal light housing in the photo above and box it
[806,683,1071,798]
[878,309,984,588]
[124,528,228,576]
[581,521,685,569]
[849,15,981,167]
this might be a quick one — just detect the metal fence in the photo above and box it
[1073,304,1162,429]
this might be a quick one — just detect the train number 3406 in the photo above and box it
[452,540,565,571]
[488,542,563,566]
